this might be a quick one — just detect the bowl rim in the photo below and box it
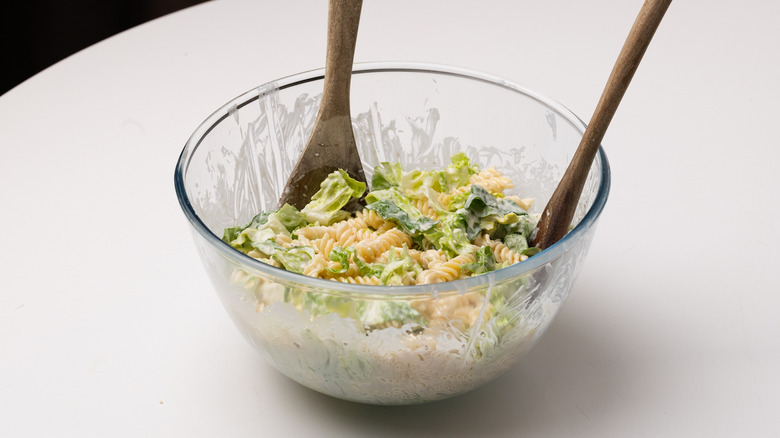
[174,61,611,296]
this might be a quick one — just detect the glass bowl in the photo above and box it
[174,62,610,405]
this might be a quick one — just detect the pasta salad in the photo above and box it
[222,153,541,286]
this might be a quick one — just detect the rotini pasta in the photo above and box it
[332,275,380,285]
[354,228,412,262]
[417,251,477,284]
[474,234,527,264]
[414,196,440,220]
[354,208,387,229]
[419,249,448,269]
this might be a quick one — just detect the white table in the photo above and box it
[2,0,778,436]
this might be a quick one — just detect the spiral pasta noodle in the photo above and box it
[414,196,440,220]
[354,228,412,262]
[474,234,526,264]
[332,275,380,285]
[417,251,477,284]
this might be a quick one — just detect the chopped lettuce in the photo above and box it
[230,232,314,274]
[221,203,313,274]
[272,204,309,233]
[223,203,305,246]
[327,246,387,278]
[223,204,307,256]
[222,212,269,244]
[503,233,529,253]
[422,211,475,256]
[371,162,438,196]
[462,245,496,275]
[371,162,404,191]
[366,187,437,236]
[371,152,476,196]
[378,246,423,286]
[439,151,477,192]
[460,184,536,240]
[272,246,315,274]
[503,232,541,257]
[301,169,366,225]
[327,246,352,274]
[354,256,385,278]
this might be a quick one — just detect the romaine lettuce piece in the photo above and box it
[503,233,529,253]
[273,204,309,233]
[503,232,541,257]
[378,246,423,286]
[398,169,438,194]
[371,152,476,197]
[439,151,477,192]
[327,246,352,274]
[301,169,366,225]
[222,211,270,244]
[228,226,314,274]
[366,187,437,236]
[272,246,315,274]
[462,245,496,275]
[354,256,385,278]
[460,184,535,240]
[422,211,475,256]
[223,204,306,250]
[371,162,404,191]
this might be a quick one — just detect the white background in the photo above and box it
[2,0,779,436]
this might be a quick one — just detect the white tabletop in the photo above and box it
[2,0,778,436]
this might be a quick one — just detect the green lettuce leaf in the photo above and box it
[503,233,529,253]
[272,246,315,274]
[422,211,475,257]
[462,245,496,275]
[222,204,306,250]
[461,184,535,240]
[399,169,438,194]
[371,153,476,197]
[227,224,314,274]
[521,246,542,257]
[366,187,437,236]
[378,246,423,286]
[503,231,541,257]
[222,211,271,244]
[327,246,352,274]
[439,151,477,192]
[273,203,309,233]
[301,169,366,225]
[354,256,385,278]
[371,162,404,191]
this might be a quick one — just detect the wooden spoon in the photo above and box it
[532,0,672,249]
[278,0,365,210]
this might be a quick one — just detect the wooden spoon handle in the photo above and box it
[533,0,672,249]
[319,0,363,120]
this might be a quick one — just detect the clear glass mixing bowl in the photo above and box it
[174,63,610,405]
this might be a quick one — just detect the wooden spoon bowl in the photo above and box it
[278,0,366,210]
